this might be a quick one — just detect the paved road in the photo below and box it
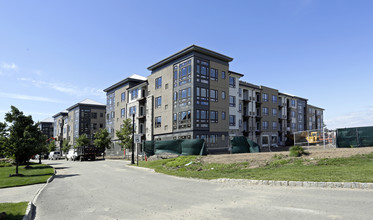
[35,159,373,220]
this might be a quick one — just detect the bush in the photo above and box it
[289,146,308,157]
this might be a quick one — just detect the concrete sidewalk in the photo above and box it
[0,184,44,203]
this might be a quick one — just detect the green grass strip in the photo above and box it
[0,163,54,188]
[0,201,28,220]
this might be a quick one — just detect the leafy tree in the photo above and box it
[48,139,56,152]
[93,128,112,159]
[116,118,133,150]
[75,133,90,148]
[35,135,48,164]
[0,106,45,175]
[61,139,71,154]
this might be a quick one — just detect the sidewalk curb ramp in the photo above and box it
[22,168,56,220]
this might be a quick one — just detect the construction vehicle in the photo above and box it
[306,132,319,144]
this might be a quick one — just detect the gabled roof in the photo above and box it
[66,99,105,111]
[147,45,233,71]
[103,74,147,92]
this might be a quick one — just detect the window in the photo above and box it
[165,84,169,89]
[210,111,218,123]
[196,87,209,105]
[155,96,162,108]
[196,59,209,83]
[222,71,226,79]
[129,106,136,116]
[173,114,177,124]
[298,124,303,131]
[121,108,125,118]
[239,103,242,112]
[196,109,209,128]
[222,111,226,120]
[174,92,178,101]
[262,121,268,130]
[291,111,295,117]
[298,105,303,113]
[155,77,162,89]
[92,113,97,119]
[309,108,313,114]
[130,89,138,100]
[291,123,296,130]
[262,107,269,116]
[111,111,115,119]
[229,96,236,107]
[180,87,191,99]
[272,108,277,116]
[291,100,296,107]
[229,77,236,88]
[272,95,277,103]
[262,135,269,146]
[210,89,218,102]
[262,93,268,102]
[210,68,218,81]
[92,123,97,130]
[100,124,103,128]
[229,115,236,126]
[100,113,103,117]
[222,91,226,100]
[155,116,161,128]
[272,121,277,130]
[121,92,126,102]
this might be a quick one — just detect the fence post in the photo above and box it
[323,127,326,149]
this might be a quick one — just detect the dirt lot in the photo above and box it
[201,146,373,167]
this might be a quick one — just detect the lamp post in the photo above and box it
[131,113,135,164]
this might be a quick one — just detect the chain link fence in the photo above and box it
[293,128,336,149]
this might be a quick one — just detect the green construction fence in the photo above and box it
[143,139,207,157]
[231,136,260,153]
[336,126,373,148]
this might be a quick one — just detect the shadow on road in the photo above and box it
[54,174,80,179]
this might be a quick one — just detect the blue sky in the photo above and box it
[0,0,372,129]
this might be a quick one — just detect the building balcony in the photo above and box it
[136,115,146,120]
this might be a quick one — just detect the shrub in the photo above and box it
[289,146,308,157]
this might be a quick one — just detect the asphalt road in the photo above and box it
[34,159,373,220]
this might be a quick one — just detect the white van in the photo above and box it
[48,151,61,160]
[66,149,77,161]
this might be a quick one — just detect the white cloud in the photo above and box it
[1,62,18,70]
[0,92,64,103]
[0,62,18,76]
[325,107,373,129]
[17,78,106,99]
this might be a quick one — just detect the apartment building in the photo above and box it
[103,74,147,156]
[39,117,54,140]
[104,45,324,153]
[52,111,68,151]
[64,99,106,146]
[147,45,232,153]
[306,104,324,130]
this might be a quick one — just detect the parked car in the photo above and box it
[66,149,78,161]
[48,151,61,160]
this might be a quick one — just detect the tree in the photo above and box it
[116,118,133,150]
[48,139,56,152]
[61,139,71,154]
[93,128,112,159]
[0,106,45,175]
[75,133,90,148]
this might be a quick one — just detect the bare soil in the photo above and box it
[201,146,373,168]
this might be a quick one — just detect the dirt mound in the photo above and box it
[201,147,373,167]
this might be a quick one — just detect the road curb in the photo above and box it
[23,168,56,220]
[212,178,373,189]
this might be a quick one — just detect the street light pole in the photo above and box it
[131,113,135,164]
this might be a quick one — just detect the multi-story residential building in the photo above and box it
[52,111,68,151]
[39,117,54,140]
[103,74,147,156]
[306,104,324,130]
[104,45,325,153]
[65,99,106,146]
[147,45,233,153]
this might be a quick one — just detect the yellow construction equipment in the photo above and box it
[306,132,319,144]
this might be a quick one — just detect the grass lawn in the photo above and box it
[138,153,373,182]
[0,163,54,188]
[0,201,28,220]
